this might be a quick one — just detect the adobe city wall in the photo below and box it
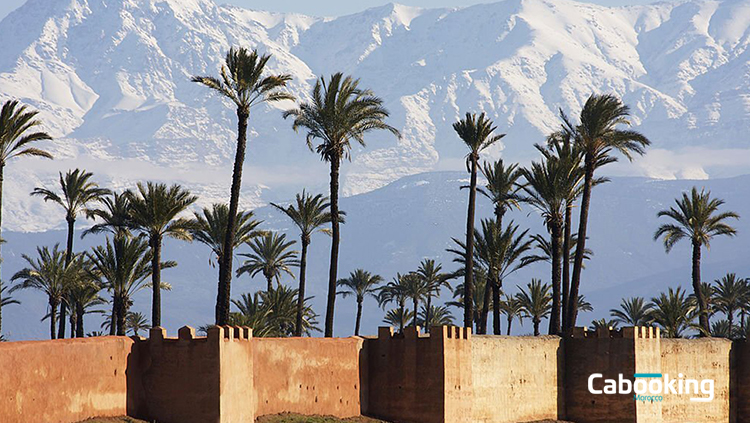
[0,325,748,423]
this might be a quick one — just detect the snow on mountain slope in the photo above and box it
[1,0,750,231]
[5,171,750,340]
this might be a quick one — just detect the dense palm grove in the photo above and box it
[0,48,744,341]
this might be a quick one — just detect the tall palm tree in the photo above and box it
[521,150,582,335]
[83,192,132,238]
[378,274,409,332]
[453,112,505,330]
[126,312,150,337]
[414,259,453,333]
[447,268,490,331]
[713,273,747,331]
[648,287,695,338]
[190,203,264,267]
[337,269,383,336]
[418,305,454,328]
[31,169,109,338]
[237,232,298,291]
[0,100,53,304]
[480,159,522,330]
[271,190,336,336]
[562,95,650,331]
[88,234,161,336]
[193,47,293,326]
[67,257,104,338]
[610,297,652,326]
[401,272,429,328]
[0,281,20,337]
[284,73,399,337]
[516,279,552,336]
[654,187,739,333]
[126,182,197,327]
[10,245,71,339]
[499,294,523,335]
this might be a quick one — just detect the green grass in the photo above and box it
[256,413,388,423]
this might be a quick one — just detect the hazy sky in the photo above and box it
[0,0,661,21]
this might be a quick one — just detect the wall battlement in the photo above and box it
[0,325,747,423]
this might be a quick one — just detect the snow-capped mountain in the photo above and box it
[2,0,750,231]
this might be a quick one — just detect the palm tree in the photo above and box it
[648,287,695,338]
[378,274,409,332]
[193,47,293,326]
[10,245,71,339]
[190,203,264,267]
[713,273,747,331]
[260,285,320,337]
[610,297,652,326]
[516,279,552,336]
[499,294,523,335]
[710,319,737,339]
[383,308,414,329]
[67,260,105,338]
[337,269,383,335]
[688,281,718,322]
[126,182,197,327]
[453,112,504,330]
[0,281,20,337]
[414,259,453,333]
[447,268,490,331]
[418,305,454,328]
[0,100,53,300]
[284,73,399,337]
[401,272,429,328]
[31,169,110,338]
[271,191,335,336]
[237,232,298,291]
[83,192,132,238]
[562,94,650,332]
[654,187,739,333]
[88,234,160,336]
[521,150,583,335]
[126,311,150,337]
[590,318,619,331]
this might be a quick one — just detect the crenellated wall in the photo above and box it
[2,325,750,423]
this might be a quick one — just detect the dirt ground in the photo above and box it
[256,413,388,423]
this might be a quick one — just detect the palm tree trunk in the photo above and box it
[151,234,163,327]
[116,295,127,336]
[413,298,419,327]
[58,216,75,339]
[266,274,273,292]
[480,279,491,334]
[110,295,118,336]
[425,296,432,332]
[49,298,58,339]
[355,300,362,336]
[549,220,563,335]
[567,157,594,332]
[728,308,734,335]
[464,155,478,330]
[692,240,709,334]
[506,315,512,335]
[295,239,309,337]
[216,108,249,326]
[399,302,405,332]
[76,302,84,338]
[533,317,540,336]
[492,281,501,335]
[70,311,75,338]
[325,156,341,338]
[562,202,572,330]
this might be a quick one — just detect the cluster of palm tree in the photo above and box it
[608,273,750,339]
[1,45,744,342]
[450,94,649,336]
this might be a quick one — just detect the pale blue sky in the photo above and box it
[0,0,660,21]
